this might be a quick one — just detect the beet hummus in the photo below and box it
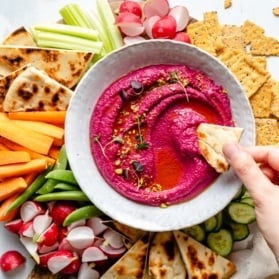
[90,64,234,206]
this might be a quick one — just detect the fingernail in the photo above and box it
[223,143,240,160]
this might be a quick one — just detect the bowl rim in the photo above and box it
[65,39,255,232]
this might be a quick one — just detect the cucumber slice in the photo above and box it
[204,216,217,232]
[227,202,256,224]
[240,197,254,207]
[229,222,250,241]
[182,224,205,242]
[214,211,223,232]
[232,184,246,200]
[207,229,233,257]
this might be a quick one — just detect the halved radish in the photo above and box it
[47,254,75,274]
[20,236,39,264]
[18,221,34,238]
[61,257,81,275]
[66,226,94,250]
[119,0,142,18]
[78,263,100,279]
[82,246,108,262]
[39,250,73,268]
[103,229,125,249]
[152,15,177,39]
[173,31,191,43]
[4,219,23,234]
[37,222,59,247]
[0,250,25,273]
[143,0,170,18]
[33,212,52,237]
[143,15,160,38]
[50,201,77,226]
[123,35,146,45]
[20,201,44,223]
[99,242,126,258]
[116,12,145,36]
[67,219,86,232]
[168,6,190,31]
[87,217,108,236]
[38,242,59,254]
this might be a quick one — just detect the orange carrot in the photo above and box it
[0,117,54,155]
[0,138,55,166]
[48,146,61,160]
[0,150,31,165]
[24,172,40,185]
[0,159,47,180]
[8,111,66,125]
[0,177,28,201]
[12,120,64,140]
[0,193,20,222]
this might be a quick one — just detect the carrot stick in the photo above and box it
[0,159,47,180]
[12,120,64,140]
[0,150,31,165]
[0,177,28,201]
[24,172,40,185]
[0,138,55,166]
[8,111,66,125]
[0,117,54,155]
[0,143,10,151]
[0,193,20,222]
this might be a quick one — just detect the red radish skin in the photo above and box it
[38,242,59,254]
[61,257,81,275]
[39,250,73,268]
[20,201,45,223]
[50,201,77,226]
[143,15,160,38]
[47,254,75,274]
[4,219,23,234]
[119,1,142,18]
[143,0,170,18]
[0,250,26,273]
[18,221,34,238]
[37,222,59,247]
[173,31,191,43]
[168,6,190,31]
[116,12,144,36]
[152,15,177,39]
[58,227,68,242]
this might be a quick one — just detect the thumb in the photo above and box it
[223,143,273,200]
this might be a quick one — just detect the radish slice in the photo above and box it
[20,236,39,264]
[37,223,59,247]
[47,255,74,274]
[38,242,59,254]
[20,201,44,223]
[82,247,108,262]
[67,219,86,232]
[33,213,52,236]
[4,219,23,234]
[117,22,145,37]
[143,0,170,18]
[99,240,126,258]
[143,15,160,38]
[78,263,100,279]
[168,6,190,31]
[119,0,142,18]
[66,226,94,250]
[123,35,146,45]
[152,15,177,39]
[103,229,125,249]
[19,221,34,238]
[87,217,108,236]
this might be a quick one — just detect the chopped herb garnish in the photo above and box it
[169,71,189,102]
[112,136,124,144]
[135,115,149,150]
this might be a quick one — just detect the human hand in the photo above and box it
[223,143,279,265]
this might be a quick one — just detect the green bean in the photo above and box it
[63,205,103,226]
[7,167,52,212]
[34,191,90,202]
[45,170,78,185]
[37,145,68,195]
[54,183,79,191]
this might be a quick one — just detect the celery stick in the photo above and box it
[33,24,99,40]
[95,0,123,50]
[33,31,103,53]
[60,3,94,28]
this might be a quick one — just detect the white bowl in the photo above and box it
[65,40,255,232]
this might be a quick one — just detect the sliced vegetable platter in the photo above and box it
[0,0,279,278]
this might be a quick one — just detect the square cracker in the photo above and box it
[270,80,279,119]
[241,20,265,45]
[250,34,279,56]
[255,118,279,145]
[249,79,274,118]
[221,24,246,51]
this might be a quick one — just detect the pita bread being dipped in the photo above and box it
[2,65,73,112]
[148,231,187,279]
[0,46,93,88]
[173,230,236,279]
[197,123,244,173]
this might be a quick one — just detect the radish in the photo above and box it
[173,31,191,43]
[0,250,25,273]
[100,242,126,258]
[58,226,68,242]
[47,253,76,274]
[39,250,73,268]
[61,257,81,275]
[32,212,52,240]
[103,229,125,249]
[38,242,59,254]
[37,222,59,247]
[20,201,44,223]
[66,226,95,250]
[18,221,35,238]
[168,6,190,31]
[143,0,170,18]
[82,246,108,262]
[4,219,23,234]
[78,263,100,279]
[86,217,108,236]
[50,201,77,226]
[20,236,39,264]
[116,12,145,36]
[119,0,142,18]
[67,219,86,231]
[143,15,160,38]
[123,35,146,45]
[152,15,177,39]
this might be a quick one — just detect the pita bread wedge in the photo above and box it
[0,46,93,88]
[196,123,244,173]
[149,231,187,279]
[0,65,29,111]
[2,26,36,46]
[101,234,149,279]
[2,65,73,112]
[173,230,236,279]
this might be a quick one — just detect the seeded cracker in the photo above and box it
[255,118,279,145]
[241,20,265,45]
[228,54,270,97]
[250,34,279,56]
[273,7,279,16]
[249,79,274,118]
[224,0,232,9]
[221,25,246,51]
[217,48,243,67]
[270,80,279,119]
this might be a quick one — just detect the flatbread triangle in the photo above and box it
[197,123,244,173]
[173,230,236,279]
